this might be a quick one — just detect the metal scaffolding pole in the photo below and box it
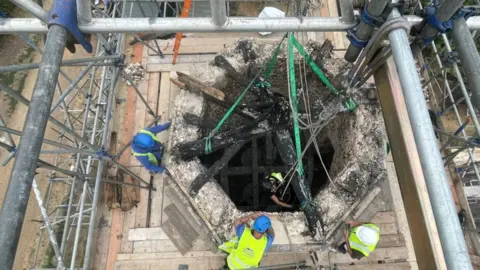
[77,0,92,24]
[344,0,390,62]
[0,17,360,33]
[210,0,227,27]
[70,181,87,270]
[10,0,49,22]
[388,8,472,269]
[0,24,68,270]
[0,55,120,73]
[82,68,120,270]
[32,179,65,270]
[339,0,355,24]
[452,17,480,110]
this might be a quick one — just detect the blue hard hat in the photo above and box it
[253,215,271,233]
[134,133,154,148]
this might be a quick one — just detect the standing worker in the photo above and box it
[219,212,275,269]
[131,122,171,173]
[335,220,380,259]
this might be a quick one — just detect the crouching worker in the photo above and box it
[336,220,380,260]
[219,212,275,269]
[131,122,171,174]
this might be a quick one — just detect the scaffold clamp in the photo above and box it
[346,28,369,48]
[360,4,386,28]
[422,6,452,45]
[49,0,93,53]
[452,7,478,21]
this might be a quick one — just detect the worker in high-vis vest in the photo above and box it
[131,122,170,173]
[219,212,275,269]
[336,220,380,260]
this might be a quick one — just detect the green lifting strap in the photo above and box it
[204,36,287,154]
[290,35,357,112]
[290,35,339,96]
[288,33,304,177]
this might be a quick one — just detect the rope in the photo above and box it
[349,16,410,88]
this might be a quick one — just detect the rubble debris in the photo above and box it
[122,62,145,86]
[166,38,387,243]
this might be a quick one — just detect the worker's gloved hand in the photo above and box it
[163,121,171,129]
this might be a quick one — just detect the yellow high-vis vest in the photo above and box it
[132,129,161,165]
[348,223,380,257]
[227,229,267,269]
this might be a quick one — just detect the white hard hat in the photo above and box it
[357,226,379,245]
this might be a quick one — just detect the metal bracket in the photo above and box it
[360,4,386,28]
[452,6,479,21]
[49,0,92,53]
[421,6,452,45]
[346,28,369,48]
[442,51,460,67]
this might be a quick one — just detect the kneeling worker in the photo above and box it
[337,220,380,260]
[131,122,171,173]
[221,212,275,269]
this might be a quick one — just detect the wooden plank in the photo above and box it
[162,220,194,255]
[148,54,216,65]
[157,72,171,126]
[146,63,209,73]
[105,209,124,270]
[371,211,396,224]
[104,43,145,266]
[336,263,411,270]
[377,234,406,248]
[93,203,114,270]
[150,45,226,55]
[128,228,169,241]
[149,72,169,228]
[148,36,280,55]
[121,173,139,254]
[116,251,221,261]
[329,247,409,264]
[162,204,198,248]
[134,71,150,228]
[327,0,346,50]
[320,0,335,43]
[132,240,179,253]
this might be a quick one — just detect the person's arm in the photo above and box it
[145,122,171,134]
[266,226,275,238]
[270,195,293,208]
[136,155,165,173]
[344,229,352,255]
[234,212,261,228]
[346,220,365,227]
[264,228,275,252]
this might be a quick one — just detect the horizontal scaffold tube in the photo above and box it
[3,16,480,33]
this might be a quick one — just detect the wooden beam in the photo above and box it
[373,58,447,269]
[189,140,247,195]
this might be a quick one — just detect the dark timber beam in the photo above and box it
[189,141,248,195]
[274,128,323,235]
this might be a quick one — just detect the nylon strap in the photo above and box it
[288,33,304,177]
[204,37,286,154]
[290,35,339,96]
